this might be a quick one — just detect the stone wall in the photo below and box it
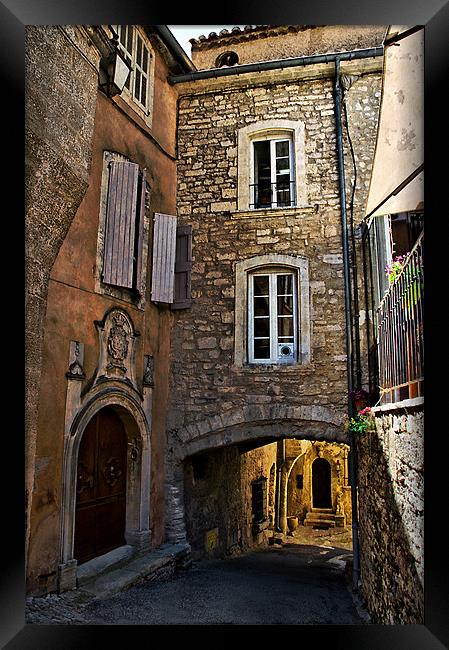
[357,401,424,623]
[183,443,278,559]
[170,67,382,437]
[286,440,352,524]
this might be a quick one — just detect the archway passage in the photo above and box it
[74,407,127,564]
[312,458,332,508]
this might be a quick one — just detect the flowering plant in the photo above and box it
[385,255,408,284]
[344,407,375,434]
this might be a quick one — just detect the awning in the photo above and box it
[365,25,424,220]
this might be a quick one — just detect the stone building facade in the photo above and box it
[165,26,384,554]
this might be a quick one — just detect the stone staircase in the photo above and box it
[303,508,337,529]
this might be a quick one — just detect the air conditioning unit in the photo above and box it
[277,342,295,361]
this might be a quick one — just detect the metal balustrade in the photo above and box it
[249,181,296,209]
[377,232,424,404]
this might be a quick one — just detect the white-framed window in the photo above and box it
[248,270,297,363]
[251,137,295,209]
[234,254,311,368]
[237,120,308,212]
[114,25,154,119]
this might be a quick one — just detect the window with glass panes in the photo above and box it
[115,26,151,113]
[251,137,295,209]
[248,271,297,363]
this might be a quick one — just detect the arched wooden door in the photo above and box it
[74,407,127,564]
[312,458,332,508]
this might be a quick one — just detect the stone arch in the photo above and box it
[59,384,151,588]
[165,405,347,544]
[174,404,346,461]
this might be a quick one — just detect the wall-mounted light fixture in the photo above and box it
[99,33,132,97]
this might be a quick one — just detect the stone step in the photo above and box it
[78,542,191,600]
[305,512,336,522]
[77,545,135,587]
[304,519,336,527]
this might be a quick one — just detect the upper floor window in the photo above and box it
[100,153,148,297]
[248,270,297,363]
[234,254,311,368]
[237,120,307,212]
[114,25,154,121]
[251,136,295,209]
[96,152,192,310]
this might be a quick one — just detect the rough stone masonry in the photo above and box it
[169,69,382,435]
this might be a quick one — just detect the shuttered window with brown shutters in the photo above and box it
[172,225,192,310]
[102,160,147,295]
[151,213,178,304]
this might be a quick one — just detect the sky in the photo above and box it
[168,25,246,59]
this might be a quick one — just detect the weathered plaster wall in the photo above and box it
[357,403,424,623]
[27,29,180,594]
[25,25,101,567]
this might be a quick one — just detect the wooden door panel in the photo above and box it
[74,506,96,564]
[75,408,127,564]
[95,499,126,556]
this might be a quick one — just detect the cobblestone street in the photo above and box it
[25,527,365,626]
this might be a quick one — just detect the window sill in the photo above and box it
[230,205,317,220]
[233,362,315,373]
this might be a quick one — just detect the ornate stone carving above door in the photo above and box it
[92,308,140,390]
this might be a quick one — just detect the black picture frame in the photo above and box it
[4,0,448,647]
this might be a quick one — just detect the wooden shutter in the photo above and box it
[134,169,147,296]
[151,213,177,303]
[103,161,139,288]
[171,225,192,310]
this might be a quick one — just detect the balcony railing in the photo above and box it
[377,232,424,404]
[249,181,296,209]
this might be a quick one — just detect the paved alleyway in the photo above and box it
[26,528,368,625]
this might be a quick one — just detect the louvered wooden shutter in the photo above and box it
[103,161,139,288]
[171,225,192,310]
[134,169,147,296]
[151,213,177,303]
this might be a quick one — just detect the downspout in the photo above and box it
[334,57,360,592]
[275,439,286,533]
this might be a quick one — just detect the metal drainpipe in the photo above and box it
[275,439,286,532]
[334,57,360,592]
[168,47,383,84]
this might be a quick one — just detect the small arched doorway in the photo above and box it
[312,457,332,508]
[74,407,127,564]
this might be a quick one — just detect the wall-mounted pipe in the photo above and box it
[168,47,383,84]
[334,57,361,593]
